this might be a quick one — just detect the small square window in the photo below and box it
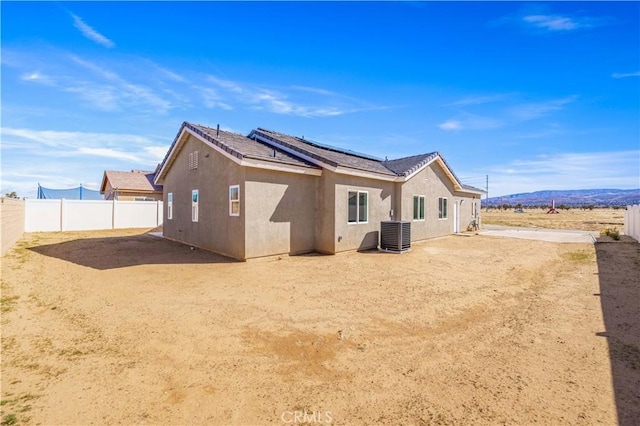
[192,189,199,222]
[413,195,425,220]
[348,190,368,223]
[438,197,448,219]
[229,185,240,216]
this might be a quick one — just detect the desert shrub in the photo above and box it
[601,227,621,240]
[1,414,17,426]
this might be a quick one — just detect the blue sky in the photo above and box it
[2,1,639,198]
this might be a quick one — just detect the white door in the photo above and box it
[453,202,459,233]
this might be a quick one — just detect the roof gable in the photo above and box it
[100,170,162,193]
[154,122,320,184]
[383,152,438,177]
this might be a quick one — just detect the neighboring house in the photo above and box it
[154,122,484,260]
[100,170,163,201]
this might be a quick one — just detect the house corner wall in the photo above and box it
[161,134,246,260]
[400,162,479,240]
[315,171,336,254]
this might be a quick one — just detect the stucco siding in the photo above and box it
[314,171,336,254]
[244,168,317,258]
[454,189,482,231]
[401,163,481,240]
[333,174,395,253]
[162,134,245,260]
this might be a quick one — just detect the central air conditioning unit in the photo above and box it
[380,221,411,253]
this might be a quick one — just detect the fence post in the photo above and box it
[60,199,65,231]
[112,198,116,229]
[625,205,640,243]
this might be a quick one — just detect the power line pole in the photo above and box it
[485,175,489,212]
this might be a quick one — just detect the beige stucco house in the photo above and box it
[100,170,163,201]
[154,122,484,260]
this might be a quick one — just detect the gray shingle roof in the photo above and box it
[189,123,318,168]
[252,128,397,176]
[156,122,319,176]
[156,122,484,193]
[383,153,438,177]
[251,129,484,193]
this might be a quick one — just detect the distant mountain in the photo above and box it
[486,189,640,207]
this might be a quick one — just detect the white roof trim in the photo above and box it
[332,166,400,182]
[403,155,466,190]
[241,158,322,176]
[457,187,485,196]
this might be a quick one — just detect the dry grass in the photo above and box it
[482,207,624,231]
[2,228,637,424]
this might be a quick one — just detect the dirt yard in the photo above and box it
[483,207,625,232]
[1,225,639,425]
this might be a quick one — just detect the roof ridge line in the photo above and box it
[254,128,383,162]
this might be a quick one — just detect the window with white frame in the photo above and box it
[438,197,448,219]
[192,189,199,222]
[167,192,173,220]
[188,151,199,170]
[229,185,240,216]
[413,195,425,220]
[348,191,368,223]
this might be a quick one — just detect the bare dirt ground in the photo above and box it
[1,219,638,425]
[483,207,625,232]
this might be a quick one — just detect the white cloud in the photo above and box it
[20,72,56,85]
[438,113,503,132]
[492,8,609,34]
[207,76,244,94]
[509,95,578,120]
[65,83,120,111]
[290,85,340,97]
[485,150,640,196]
[143,146,171,162]
[1,127,160,153]
[444,93,514,107]
[523,15,581,31]
[77,147,142,163]
[1,127,167,197]
[439,120,462,131]
[203,75,383,117]
[612,71,640,79]
[9,46,380,119]
[70,13,115,48]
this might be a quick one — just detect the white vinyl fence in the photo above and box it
[25,199,163,232]
[624,205,640,242]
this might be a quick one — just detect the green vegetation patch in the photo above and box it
[563,251,594,262]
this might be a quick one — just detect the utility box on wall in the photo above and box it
[380,221,411,253]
